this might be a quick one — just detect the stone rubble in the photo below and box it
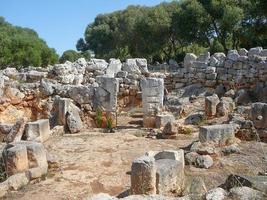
[0,47,266,199]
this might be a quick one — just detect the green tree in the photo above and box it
[59,50,91,63]
[0,17,58,69]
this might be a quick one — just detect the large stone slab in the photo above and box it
[141,78,164,115]
[24,119,50,142]
[95,76,119,112]
[199,124,236,145]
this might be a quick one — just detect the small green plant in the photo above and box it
[106,116,113,130]
[95,108,103,128]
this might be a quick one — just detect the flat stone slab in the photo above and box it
[199,124,236,145]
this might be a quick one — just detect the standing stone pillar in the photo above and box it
[131,156,156,195]
[95,76,119,127]
[141,78,164,128]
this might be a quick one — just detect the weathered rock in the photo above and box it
[141,78,164,115]
[95,76,119,112]
[162,122,178,139]
[184,53,197,68]
[235,89,250,105]
[222,174,267,194]
[205,94,220,117]
[87,59,108,71]
[68,85,95,105]
[154,150,184,168]
[155,114,175,128]
[185,152,199,165]
[216,97,235,116]
[4,87,25,104]
[185,113,204,125]
[205,188,227,200]
[155,159,184,195]
[2,144,29,176]
[227,50,240,61]
[24,119,50,142]
[229,187,266,200]
[131,156,156,195]
[66,104,83,134]
[183,177,207,197]
[199,124,236,145]
[251,102,267,129]
[106,59,122,77]
[4,118,26,143]
[6,172,29,190]
[222,144,240,155]
[195,155,213,169]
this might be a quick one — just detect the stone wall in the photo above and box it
[165,47,267,91]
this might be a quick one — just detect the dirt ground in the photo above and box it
[3,114,267,200]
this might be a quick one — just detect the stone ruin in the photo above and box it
[0,47,266,199]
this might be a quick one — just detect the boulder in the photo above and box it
[195,155,213,169]
[66,104,83,134]
[162,122,178,139]
[68,85,95,105]
[205,188,227,200]
[229,187,266,200]
[87,59,108,71]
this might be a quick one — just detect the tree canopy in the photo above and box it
[78,0,267,62]
[0,17,58,69]
[59,49,91,63]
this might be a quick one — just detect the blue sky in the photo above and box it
[1,0,170,55]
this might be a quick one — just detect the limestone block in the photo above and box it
[24,119,50,142]
[205,94,220,117]
[155,159,184,195]
[2,144,29,176]
[106,59,122,77]
[131,156,156,195]
[199,124,236,145]
[155,114,175,128]
[141,78,164,115]
[95,76,119,112]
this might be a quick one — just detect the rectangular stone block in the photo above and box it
[155,159,184,195]
[199,124,236,145]
[25,119,50,142]
[141,78,164,115]
[131,156,156,195]
[2,145,29,176]
[155,114,175,128]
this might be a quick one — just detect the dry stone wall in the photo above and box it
[165,47,267,91]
